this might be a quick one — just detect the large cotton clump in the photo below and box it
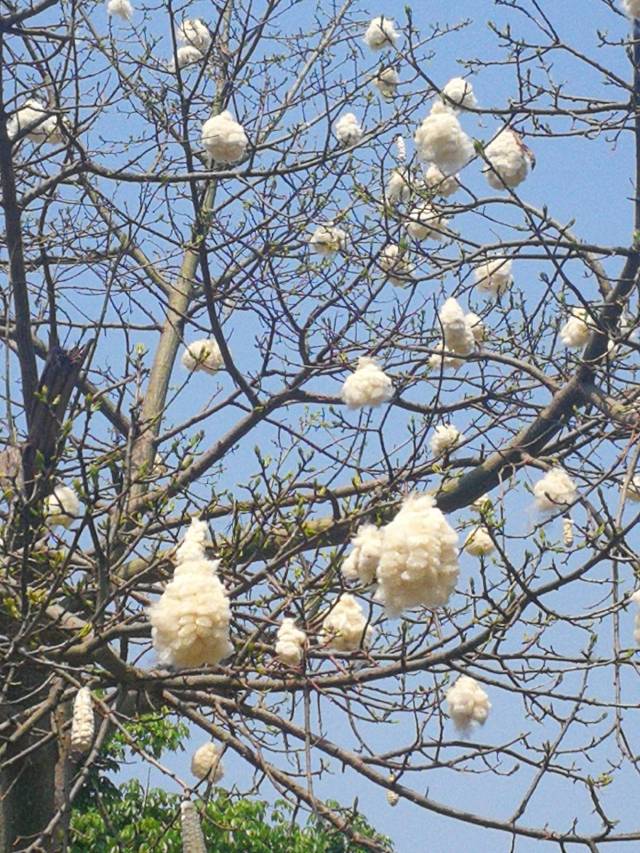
[373,67,399,99]
[374,494,459,617]
[363,16,399,50]
[106,0,133,21]
[181,801,207,853]
[148,518,233,668]
[439,297,475,356]
[441,77,477,112]
[191,741,224,782]
[386,168,413,204]
[378,244,413,286]
[342,523,384,585]
[483,129,532,190]
[425,164,459,197]
[341,357,393,408]
[414,102,474,176]
[309,224,347,256]
[182,339,224,374]
[201,111,248,164]
[334,113,363,146]
[178,18,211,51]
[630,590,640,643]
[170,45,204,70]
[320,594,372,651]
[430,423,463,457]
[428,342,464,372]
[463,527,495,557]
[446,675,491,731]
[275,617,306,665]
[473,258,513,296]
[560,308,592,348]
[70,687,94,753]
[406,201,448,241]
[533,468,577,512]
[622,0,640,19]
[7,100,64,143]
[44,484,80,529]
[465,312,485,343]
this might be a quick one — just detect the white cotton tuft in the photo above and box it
[378,244,413,286]
[533,468,577,512]
[406,201,448,241]
[630,590,640,643]
[473,258,513,296]
[439,297,475,356]
[363,16,399,51]
[178,19,211,51]
[170,45,204,71]
[334,113,363,146]
[428,341,464,372]
[625,474,640,501]
[424,164,459,197]
[201,111,248,164]
[560,308,591,348]
[484,129,531,190]
[463,527,494,557]
[320,594,372,651]
[386,168,413,204]
[70,687,94,753]
[442,77,477,112]
[181,338,224,374]
[148,518,233,669]
[44,484,80,529]
[7,100,63,143]
[430,424,463,457]
[342,524,384,585]
[181,801,207,853]
[387,790,400,807]
[562,516,574,547]
[446,674,491,731]
[372,67,399,100]
[622,0,640,19]
[341,357,393,409]
[374,493,459,617]
[465,311,485,343]
[275,617,307,665]
[414,102,474,176]
[395,135,407,161]
[106,0,133,21]
[191,742,224,782]
[309,224,347,256]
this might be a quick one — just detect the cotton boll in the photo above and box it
[386,788,400,807]
[320,594,372,651]
[170,45,204,71]
[386,168,412,204]
[374,494,459,617]
[334,113,363,146]
[378,244,413,286]
[446,674,491,731]
[430,424,463,457]
[372,67,399,100]
[275,617,307,665]
[406,201,448,241]
[309,224,347,256]
[562,516,574,547]
[44,485,80,529]
[414,102,474,176]
[395,135,406,161]
[341,357,393,409]
[106,0,133,20]
[363,16,399,51]
[70,687,94,753]
[625,474,640,501]
[181,339,224,374]
[148,518,233,669]
[191,742,224,782]
[622,0,640,19]
[484,129,531,190]
[464,527,495,557]
[533,468,577,512]
[176,517,212,564]
[630,590,640,643]
[428,341,464,371]
[465,312,485,343]
[560,308,591,348]
[201,111,248,164]
[442,77,477,112]
[424,164,459,198]
[439,297,475,356]
[7,100,61,143]
[178,18,211,51]
[473,258,513,296]
[181,801,207,853]
[342,523,384,585]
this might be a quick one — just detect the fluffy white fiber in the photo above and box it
[428,341,464,372]
[45,484,80,529]
[562,516,574,547]
[341,357,393,408]
[395,135,406,161]
[414,101,474,176]
[425,164,459,197]
[465,311,485,343]
[191,742,224,782]
[622,0,640,19]
[446,674,491,731]
[442,77,477,112]
[363,16,399,50]
[387,790,400,807]
[201,111,248,164]
[275,617,306,665]
[533,468,577,512]
[170,45,203,71]
[178,19,211,51]
[148,518,233,669]
[374,493,459,617]
[320,593,372,651]
[484,129,531,190]
[181,338,224,374]
[7,100,63,143]
[463,527,494,557]
[106,0,133,21]
[309,224,347,256]
[406,200,448,241]
[70,687,94,753]
[373,67,399,99]
[473,258,513,296]
[430,424,463,457]
[439,297,475,356]
[342,523,384,585]
[181,801,207,853]
[560,308,591,348]
[386,168,412,204]
[334,113,363,146]
[630,590,640,643]
[625,474,640,501]
[378,244,413,286]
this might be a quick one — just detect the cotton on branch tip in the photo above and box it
[182,339,224,374]
[441,76,477,112]
[334,112,363,146]
[386,167,413,204]
[309,224,347,256]
[70,687,94,753]
[201,111,248,164]
[414,101,474,176]
[363,16,399,51]
[463,526,495,557]
[275,617,307,665]
[342,523,384,585]
[378,244,414,286]
[44,484,80,529]
[483,128,533,190]
[439,297,475,357]
[373,67,399,99]
[630,590,640,644]
[533,468,577,512]
[106,0,133,21]
[320,594,372,651]
[170,45,204,71]
[429,423,463,457]
[446,675,491,731]
[178,19,211,51]
[7,100,65,144]
[406,201,448,241]
[191,741,224,782]
[341,356,393,409]
[425,164,459,198]
[473,258,513,297]
[560,308,591,348]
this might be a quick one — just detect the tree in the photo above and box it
[1,0,640,849]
